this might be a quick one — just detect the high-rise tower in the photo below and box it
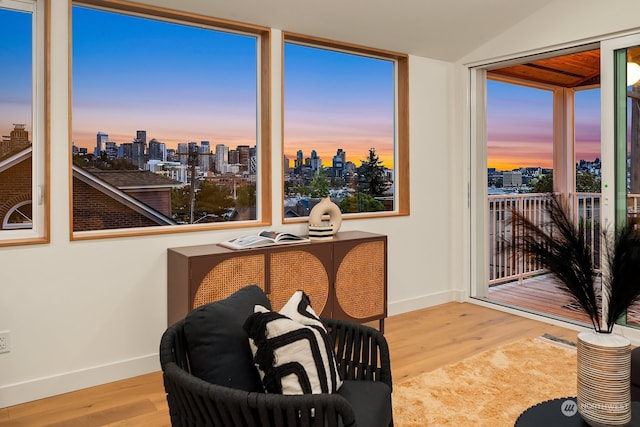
[96,131,108,156]
[215,144,228,173]
[199,141,211,172]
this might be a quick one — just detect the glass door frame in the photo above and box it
[601,33,640,330]
[468,47,597,303]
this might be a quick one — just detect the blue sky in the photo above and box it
[0,8,32,137]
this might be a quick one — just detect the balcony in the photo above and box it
[485,192,640,326]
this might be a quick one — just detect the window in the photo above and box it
[0,0,48,246]
[282,33,409,220]
[71,0,270,239]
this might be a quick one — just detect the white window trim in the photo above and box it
[0,0,47,244]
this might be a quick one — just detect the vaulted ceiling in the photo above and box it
[133,0,556,62]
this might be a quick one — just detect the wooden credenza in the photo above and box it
[167,231,387,330]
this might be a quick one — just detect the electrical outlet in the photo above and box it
[0,331,10,354]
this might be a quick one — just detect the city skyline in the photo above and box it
[75,127,367,170]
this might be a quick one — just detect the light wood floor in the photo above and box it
[0,301,578,426]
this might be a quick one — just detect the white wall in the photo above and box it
[0,3,459,407]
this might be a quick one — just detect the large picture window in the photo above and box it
[71,0,270,239]
[0,0,48,246]
[282,34,409,220]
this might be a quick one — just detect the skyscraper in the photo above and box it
[199,141,211,172]
[215,144,228,173]
[284,155,290,174]
[148,138,165,161]
[237,145,250,171]
[96,131,108,156]
[228,149,239,165]
[105,141,118,159]
[310,150,322,171]
[119,142,133,160]
[177,143,188,165]
[132,139,145,168]
[295,150,304,171]
[332,152,344,177]
[136,130,147,145]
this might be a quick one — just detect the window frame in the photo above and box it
[69,0,271,240]
[281,32,410,223]
[0,0,49,247]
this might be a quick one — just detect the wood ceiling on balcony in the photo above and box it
[488,49,600,88]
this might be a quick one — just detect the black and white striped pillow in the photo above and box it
[243,291,343,394]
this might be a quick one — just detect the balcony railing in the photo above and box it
[488,192,603,286]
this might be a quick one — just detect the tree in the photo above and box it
[530,173,553,193]
[529,172,601,194]
[308,166,330,198]
[357,148,389,196]
[339,192,385,213]
[72,153,137,170]
[576,172,601,193]
[171,186,191,223]
[194,181,234,221]
[235,184,256,208]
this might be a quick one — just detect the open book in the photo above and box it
[218,230,310,250]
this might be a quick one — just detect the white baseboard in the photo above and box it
[0,353,159,408]
[388,289,459,316]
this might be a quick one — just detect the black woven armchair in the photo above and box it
[159,316,393,427]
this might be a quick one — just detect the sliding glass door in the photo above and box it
[469,47,605,325]
[602,34,640,327]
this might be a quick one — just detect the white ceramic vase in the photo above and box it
[308,197,342,241]
[577,330,631,427]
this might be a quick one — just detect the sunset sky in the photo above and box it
[487,79,601,171]
[2,5,600,173]
[283,43,395,167]
[71,6,258,151]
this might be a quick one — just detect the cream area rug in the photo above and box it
[392,335,578,426]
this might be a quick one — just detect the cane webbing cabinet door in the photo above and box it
[167,231,387,328]
[333,235,387,325]
[267,249,332,315]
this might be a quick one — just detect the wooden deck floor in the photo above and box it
[486,274,640,327]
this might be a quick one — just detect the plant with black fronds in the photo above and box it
[603,221,640,331]
[511,194,640,333]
